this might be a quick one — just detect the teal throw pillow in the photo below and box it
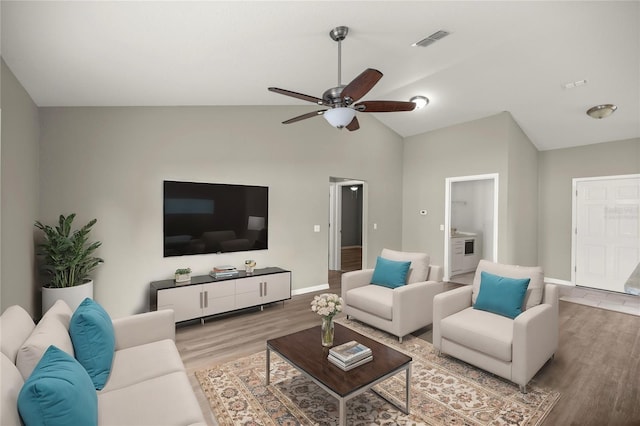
[370,256,411,289]
[69,298,115,390]
[473,271,531,319]
[18,345,98,426]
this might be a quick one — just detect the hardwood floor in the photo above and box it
[340,245,362,272]
[176,273,640,426]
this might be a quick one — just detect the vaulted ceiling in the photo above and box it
[2,1,638,151]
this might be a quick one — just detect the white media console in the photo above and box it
[149,267,291,323]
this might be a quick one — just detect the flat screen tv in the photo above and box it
[163,180,268,257]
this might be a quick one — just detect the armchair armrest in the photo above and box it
[393,280,444,334]
[432,286,473,350]
[512,303,558,387]
[112,309,175,350]
[427,265,444,282]
[341,269,374,301]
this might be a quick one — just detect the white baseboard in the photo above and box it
[292,283,329,296]
[544,277,573,286]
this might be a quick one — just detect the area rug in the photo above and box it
[196,318,560,425]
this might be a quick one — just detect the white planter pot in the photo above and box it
[42,280,94,315]
[175,273,191,283]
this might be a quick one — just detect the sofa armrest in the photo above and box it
[341,269,374,301]
[512,303,558,387]
[112,309,176,350]
[432,286,473,350]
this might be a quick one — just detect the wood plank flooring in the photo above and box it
[176,273,640,426]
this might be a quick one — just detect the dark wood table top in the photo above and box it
[267,322,412,397]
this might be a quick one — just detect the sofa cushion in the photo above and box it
[18,345,98,426]
[440,307,514,362]
[100,339,185,393]
[69,298,115,390]
[472,260,544,310]
[98,372,206,426]
[346,285,393,320]
[474,271,530,319]
[371,256,411,289]
[1,353,24,426]
[16,300,74,380]
[381,248,430,283]
[0,305,36,363]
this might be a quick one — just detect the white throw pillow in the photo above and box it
[380,249,430,284]
[472,260,544,311]
[0,305,36,363]
[16,300,75,379]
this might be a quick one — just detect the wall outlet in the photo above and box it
[373,223,378,230]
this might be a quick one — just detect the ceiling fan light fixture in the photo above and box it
[324,107,356,128]
[586,104,617,119]
[410,96,429,109]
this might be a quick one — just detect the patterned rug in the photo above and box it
[196,318,560,425]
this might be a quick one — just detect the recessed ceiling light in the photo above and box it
[410,96,429,109]
[586,104,617,119]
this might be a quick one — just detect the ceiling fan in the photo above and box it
[268,26,416,131]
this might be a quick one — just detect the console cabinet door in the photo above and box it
[202,280,236,316]
[261,272,291,304]
[157,285,203,322]
[235,276,262,309]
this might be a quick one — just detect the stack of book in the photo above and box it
[210,265,239,278]
[328,340,373,371]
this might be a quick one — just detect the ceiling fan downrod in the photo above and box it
[330,26,349,88]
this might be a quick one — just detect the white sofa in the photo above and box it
[342,249,444,342]
[433,260,558,393]
[1,300,206,426]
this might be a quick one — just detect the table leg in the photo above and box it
[405,364,411,414]
[339,397,346,426]
[265,347,271,386]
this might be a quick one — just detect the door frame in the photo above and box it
[444,173,499,281]
[329,179,368,271]
[571,173,640,286]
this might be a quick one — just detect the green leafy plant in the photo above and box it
[175,268,192,275]
[34,214,104,288]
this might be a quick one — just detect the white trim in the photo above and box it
[292,283,329,296]
[444,173,499,282]
[544,277,573,287]
[571,173,640,286]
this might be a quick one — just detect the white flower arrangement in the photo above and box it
[310,293,343,318]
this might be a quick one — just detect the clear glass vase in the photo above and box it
[321,316,334,347]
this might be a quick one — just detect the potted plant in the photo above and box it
[175,268,192,283]
[35,214,103,314]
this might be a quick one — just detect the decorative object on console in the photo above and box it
[310,293,343,347]
[174,268,192,283]
[244,260,256,274]
[34,214,104,315]
[210,265,238,278]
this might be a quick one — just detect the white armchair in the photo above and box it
[433,260,558,393]
[341,249,444,342]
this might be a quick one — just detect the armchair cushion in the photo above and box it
[370,257,411,289]
[439,307,514,362]
[346,285,393,320]
[472,260,544,310]
[380,248,430,283]
[473,271,530,319]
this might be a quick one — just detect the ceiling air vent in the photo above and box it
[412,30,450,47]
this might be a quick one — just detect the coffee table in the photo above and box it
[266,322,411,425]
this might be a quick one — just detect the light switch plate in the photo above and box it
[314,225,320,232]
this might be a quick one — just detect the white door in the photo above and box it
[574,176,640,293]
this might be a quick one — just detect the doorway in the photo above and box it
[329,178,367,273]
[444,174,499,282]
[572,174,640,294]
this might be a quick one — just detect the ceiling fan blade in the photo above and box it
[355,100,417,113]
[341,68,383,103]
[282,110,326,124]
[268,87,325,105]
[346,116,360,131]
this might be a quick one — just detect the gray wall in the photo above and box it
[538,138,640,280]
[38,106,404,317]
[1,59,40,316]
